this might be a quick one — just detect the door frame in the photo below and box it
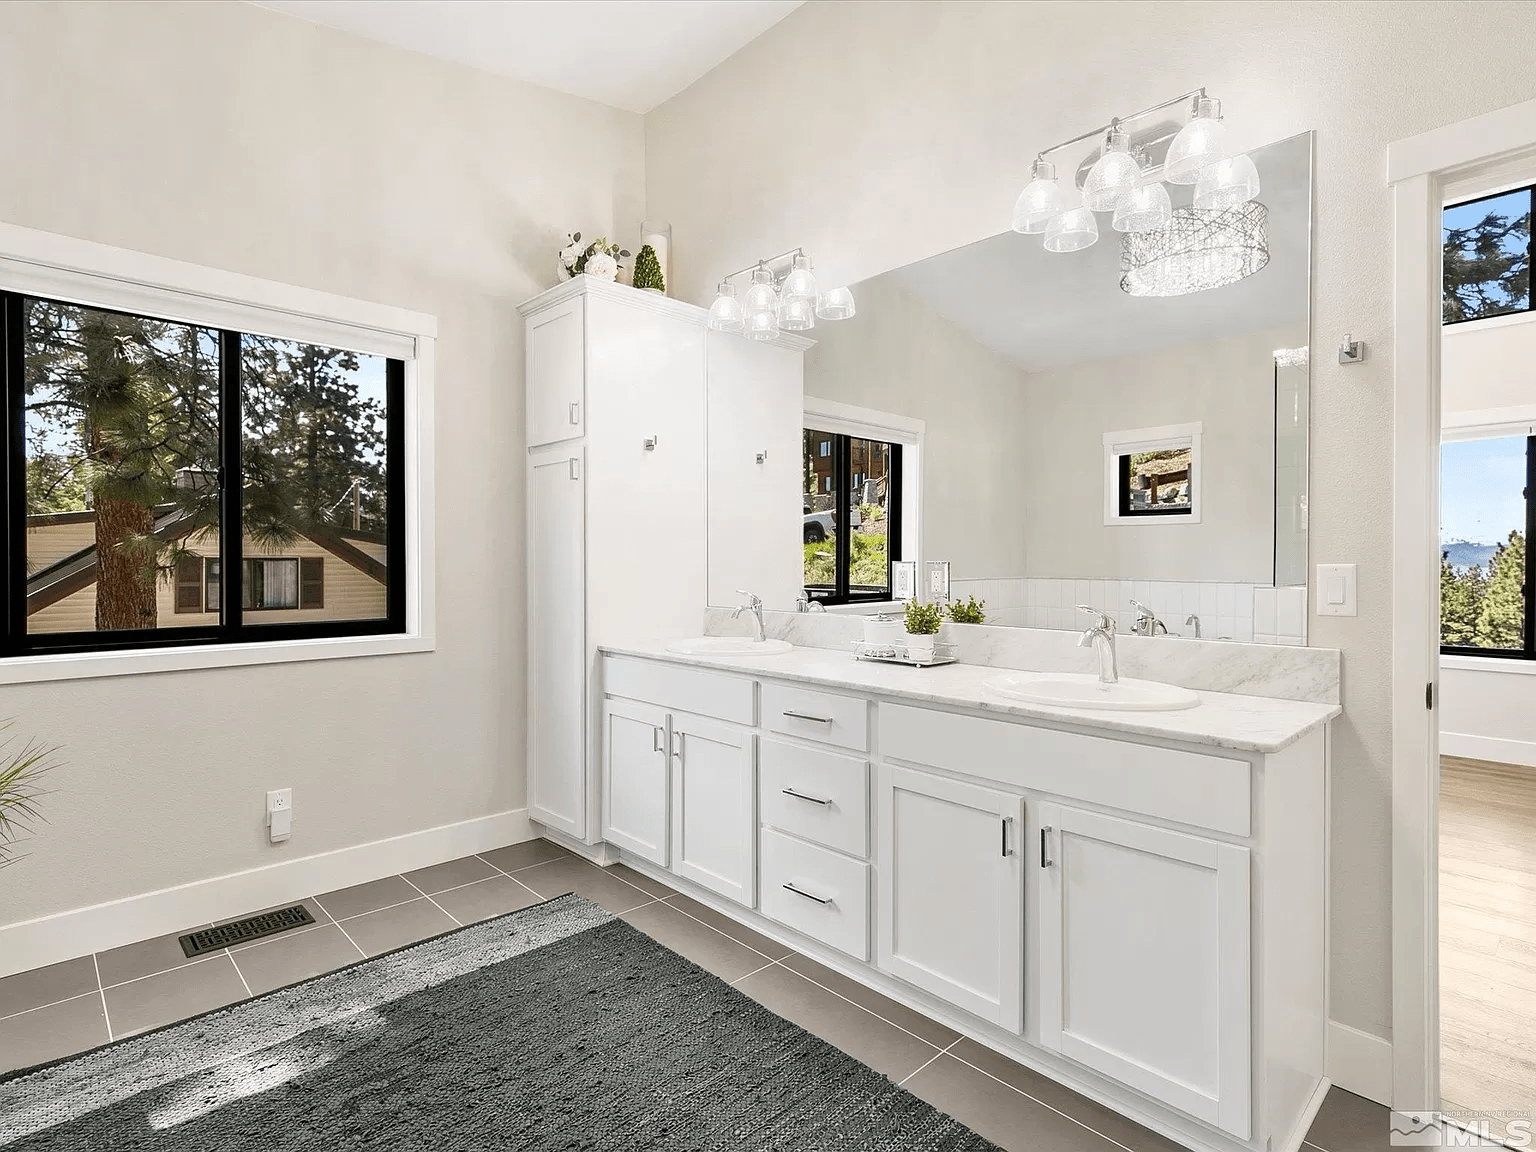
[1388,96,1536,1114]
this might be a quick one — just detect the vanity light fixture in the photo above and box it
[1011,87,1263,292]
[707,248,856,338]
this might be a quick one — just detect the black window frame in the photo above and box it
[1439,433,1536,661]
[1,291,406,657]
[1442,183,1534,327]
[1116,451,1194,518]
[803,431,903,607]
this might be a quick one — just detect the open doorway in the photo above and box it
[1437,181,1536,1145]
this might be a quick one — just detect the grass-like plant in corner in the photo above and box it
[947,595,987,625]
[0,721,59,868]
[904,600,944,636]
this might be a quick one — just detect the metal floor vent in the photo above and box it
[179,905,317,958]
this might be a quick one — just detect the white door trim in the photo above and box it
[1387,96,1536,1114]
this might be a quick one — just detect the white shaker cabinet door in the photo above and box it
[670,715,756,907]
[526,448,586,837]
[876,764,1024,1031]
[1036,803,1252,1139]
[601,699,670,865]
[526,295,585,448]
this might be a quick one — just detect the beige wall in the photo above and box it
[0,2,643,927]
[803,275,1031,579]
[1019,326,1299,584]
[646,0,1536,1043]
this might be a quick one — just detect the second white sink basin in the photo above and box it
[666,636,794,657]
[985,672,1200,712]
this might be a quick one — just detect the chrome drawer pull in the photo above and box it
[782,710,834,724]
[782,882,833,905]
[782,787,832,806]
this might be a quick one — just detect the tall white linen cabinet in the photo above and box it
[519,276,806,844]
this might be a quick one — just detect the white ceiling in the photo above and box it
[886,134,1313,373]
[256,0,804,113]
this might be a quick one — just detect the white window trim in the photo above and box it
[0,222,436,685]
[803,395,924,573]
[1440,404,1536,441]
[1103,421,1203,526]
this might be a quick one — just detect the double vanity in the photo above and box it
[519,124,1337,1152]
[595,636,1337,1152]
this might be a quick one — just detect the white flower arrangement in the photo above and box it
[557,232,631,283]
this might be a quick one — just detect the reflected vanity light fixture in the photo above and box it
[1119,202,1269,297]
[707,248,855,339]
[1011,87,1262,291]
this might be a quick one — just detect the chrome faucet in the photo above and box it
[1077,605,1119,686]
[734,590,766,642]
[1129,599,1168,637]
[1185,613,1202,639]
[796,590,826,613]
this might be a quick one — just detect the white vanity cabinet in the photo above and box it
[1036,804,1253,1138]
[520,279,806,845]
[877,765,1024,1030]
[596,650,1332,1152]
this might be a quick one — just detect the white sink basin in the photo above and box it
[984,672,1200,712]
[666,636,794,657]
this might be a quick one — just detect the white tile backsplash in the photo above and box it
[949,576,1290,644]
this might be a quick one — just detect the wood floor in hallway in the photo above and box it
[1439,754,1536,1142]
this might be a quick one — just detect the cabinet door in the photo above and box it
[877,764,1023,1030]
[670,715,756,906]
[527,448,585,837]
[1037,804,1252,1138]
[706,333,803,610]
[526,296,585,447]
[601,699,670,865]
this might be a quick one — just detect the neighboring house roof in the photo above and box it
[25,509,387,616]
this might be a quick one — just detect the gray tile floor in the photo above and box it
[0,839,1390,1152]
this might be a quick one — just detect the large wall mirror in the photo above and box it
[711,131,1312,643]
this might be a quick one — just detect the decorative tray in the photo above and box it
[851,640,958,668]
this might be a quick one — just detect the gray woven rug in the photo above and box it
[0,893,1000,1150]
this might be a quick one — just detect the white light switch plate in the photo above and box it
[1315,563,1357,617]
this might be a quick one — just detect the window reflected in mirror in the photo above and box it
[802,427,901,604]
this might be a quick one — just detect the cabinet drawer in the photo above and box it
[762,683,868,752]
[604,657,754,725]
[759,827,870,960]
[759,739,869,858]
[879,703,1251,837]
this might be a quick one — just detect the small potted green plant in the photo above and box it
[947,595,986,625]
[903,599,944,662]
[1,721,58,868]
[632,243,666,293]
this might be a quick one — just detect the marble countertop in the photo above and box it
[600,641,1341,754]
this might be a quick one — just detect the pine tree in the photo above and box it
[632,244,665,293]
[1440,551,1479,645]
[1444,202,1530,321]
[1476,530,1526,648]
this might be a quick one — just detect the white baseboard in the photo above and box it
[0,808,534,980]
[1328,1020,1393,1105]
[1440,731,1536,768]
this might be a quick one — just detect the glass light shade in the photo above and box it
[743,307,780,340]
[743,265,779,321]
[777,295,815,331]
[1112,180,1174,233]
[815,286,856,320]
[1082,130,1141,213]
[1193,153,1261,212]
[781,254,817,302]
[705,281,743,333]
[1119,202,1269,297]
[1043,205,1099,253]
[1164,96,1226,184]
[1011,157,1064,234]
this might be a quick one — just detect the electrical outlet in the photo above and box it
[266,788,293,843]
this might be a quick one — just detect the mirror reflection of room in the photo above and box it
[790,132,1312,643]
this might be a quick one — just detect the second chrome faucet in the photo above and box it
[1077,605,1119,685]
